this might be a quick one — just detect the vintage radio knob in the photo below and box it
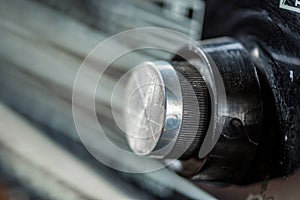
[124,61,209,159]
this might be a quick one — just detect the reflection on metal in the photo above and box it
[125,60,208,159]
[125,61,182,157]
[126,38,263,183]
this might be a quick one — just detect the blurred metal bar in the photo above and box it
[0,0,211,199]
[0,103,131,200]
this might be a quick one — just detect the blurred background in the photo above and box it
[0,0,213,199]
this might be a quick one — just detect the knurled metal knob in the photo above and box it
[124,61,209,159]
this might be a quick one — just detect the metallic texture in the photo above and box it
[126,37,263,183]
[125,60,209,159]
[200,38,262,182]
[125,62,167,156]
[173,38,263,182]
[172,62,210,159]
[203,0,300,183]
[125,61,185,158]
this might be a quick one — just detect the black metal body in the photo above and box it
[173,38,263,184]
[203,0,300,184]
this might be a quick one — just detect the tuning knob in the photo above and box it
[123,38,263,183]
[124,61,209,159]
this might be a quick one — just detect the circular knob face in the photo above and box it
[124,61,209,159]
[124,62,166,155]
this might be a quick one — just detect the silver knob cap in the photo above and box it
[124,61,209,159]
